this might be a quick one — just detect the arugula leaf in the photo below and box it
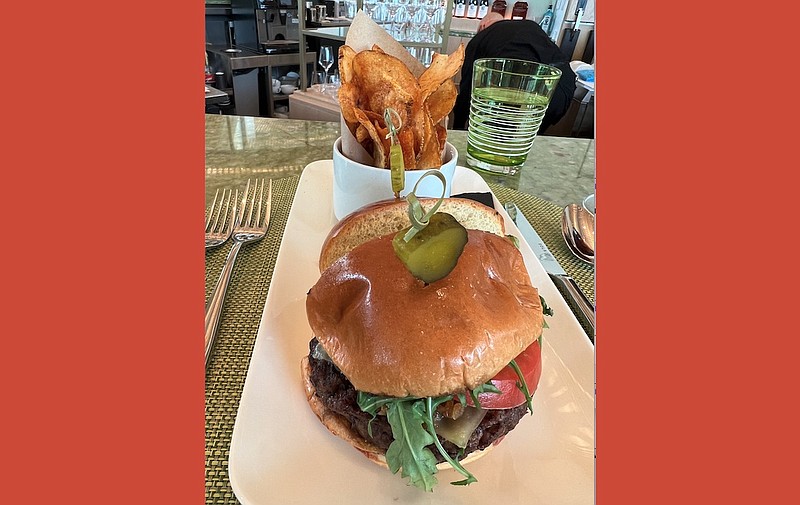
[357,391,399,437]
[358,391,483,490]
[424,397,477,486]
[540,295,554,317]
[468,381,502,409]
[384,400,439,492]
[357,391,399,416]
[509,359,534,415]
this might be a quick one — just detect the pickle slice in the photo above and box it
[392,213,468,284]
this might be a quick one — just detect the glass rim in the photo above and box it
[473,58,563,78]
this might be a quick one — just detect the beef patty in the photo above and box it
[307,338,528,463]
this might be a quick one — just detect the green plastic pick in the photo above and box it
[403,170,447,242]
[389,144,404,194]
[384,108,405,196]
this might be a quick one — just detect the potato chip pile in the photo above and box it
[338,43,465,170]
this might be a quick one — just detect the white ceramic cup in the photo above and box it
[280,84,296,95]
[332,137,458,219]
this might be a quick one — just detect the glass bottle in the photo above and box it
[454,0,467,17]
[511,1,528,20]
[540,4,554,34]
[490,0,506,16]
[477,0,489,18]
[467,0,479,18]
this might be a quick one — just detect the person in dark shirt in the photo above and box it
[452,12,577,133]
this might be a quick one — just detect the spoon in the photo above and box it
[572,204,595,257]
[561,204,594,263]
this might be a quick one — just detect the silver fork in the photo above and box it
[205,179,273,369]
[205,188,237,249]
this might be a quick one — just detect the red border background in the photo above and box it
[3,3,204,503]
[4,1,800,504]
[598,3,800,505]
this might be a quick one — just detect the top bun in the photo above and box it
[306,230,543,398]
[319,197,505,272]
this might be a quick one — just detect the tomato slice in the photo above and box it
[466,339,542,410]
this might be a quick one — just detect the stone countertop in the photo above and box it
[205,114,595,207]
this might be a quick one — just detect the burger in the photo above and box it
[302,198,550,491]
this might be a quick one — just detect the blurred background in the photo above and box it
[204,0,594,138]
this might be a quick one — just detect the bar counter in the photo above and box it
[204,113,595,504]
[205,114,595,208]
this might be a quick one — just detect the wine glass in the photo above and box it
[310,70,326,91]
[343,0,358,18]
[326,69,341,98]
[421,0,441,43]
[378,0,402,39]
[399,0,422,41]
[318,45,334,93]
[363,0,379,20]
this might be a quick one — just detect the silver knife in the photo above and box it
[505,203,595,333]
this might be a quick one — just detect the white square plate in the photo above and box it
[229,162,595,504]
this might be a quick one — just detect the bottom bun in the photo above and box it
[301,356,496,471]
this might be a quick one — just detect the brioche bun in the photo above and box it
[303,199,542,488]
[306,230,543,398]
[319,197,505,272]
[301,356,495,470]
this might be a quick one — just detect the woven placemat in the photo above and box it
[205,176,300,504]
[204,177,595,504]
